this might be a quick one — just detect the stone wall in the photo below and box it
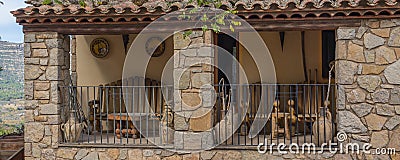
[53,147,367,160]
[173,30,215,150]
[336,19,400,159]
[22,20,400,159]
[71,35,77,86]
[23,32,70,159]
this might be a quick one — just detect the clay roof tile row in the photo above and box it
[13,0,398,16]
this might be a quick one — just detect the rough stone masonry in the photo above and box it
[22,19,400,159]
[173,30,216,151]
[336,19,400,160]
[23,32,70,159]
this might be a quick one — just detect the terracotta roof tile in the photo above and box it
[11,0,400,25]
[13,0,399,16]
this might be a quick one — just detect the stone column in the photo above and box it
[336,19,400,159]
[71,35,77,86]
[23,32,70,159]
[173,30,215,150]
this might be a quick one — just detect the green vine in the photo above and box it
[42,0,86,6]
[79,0,87,7]
[42,0,63,5]
[176,0,241,37]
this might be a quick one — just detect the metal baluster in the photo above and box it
[270,85,273,145]
[125,86,129,144]
[119,87,123,144]
[86,86,90,143]
[322,85,326,144]
[146,87,149,144]
[132,87,138,144]
[283,85,287,144]
[289,85,293,144]
[93,86,97,143]
[303,85,306,143]
[113,87,116,144]
[100,86,103,144]
[152,87,156,144]
[139,87,142,144]
[252,85,256,145]
[106,87,109,144]
[309,85,312,144]
[296,85,299,145]
[315,84,319,146]
[331,85,335,145]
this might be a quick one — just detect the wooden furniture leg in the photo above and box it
[272,115,277,139]
[129,122,138,138]
[116,121,121,139]
[284,116,290,139]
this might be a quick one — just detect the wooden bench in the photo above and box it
[88,77,164,139]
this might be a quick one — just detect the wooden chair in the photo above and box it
[96,77,163,139]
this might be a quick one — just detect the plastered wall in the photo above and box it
[238,31,323,84]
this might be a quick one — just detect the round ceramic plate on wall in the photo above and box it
[145,37,165,57]
[90,38,110,58]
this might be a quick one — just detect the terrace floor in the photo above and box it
[69,132,336,147]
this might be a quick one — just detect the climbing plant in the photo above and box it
[174,0,240,35]
[39,0,240,33]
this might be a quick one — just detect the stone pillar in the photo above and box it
[71,35,77,86]
[23,32,70,159]
[336,19,400,158]
[173,30,215,150]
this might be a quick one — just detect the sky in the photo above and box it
[0,0,26,43]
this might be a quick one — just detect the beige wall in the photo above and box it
[75,34,174,120]
[76,32,323,86]
[238,31,322,84]
[76,34,174,86]
[76,35,126,86]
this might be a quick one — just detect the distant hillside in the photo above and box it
[0,41,23,101]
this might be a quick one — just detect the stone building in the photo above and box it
[12,0,400,159]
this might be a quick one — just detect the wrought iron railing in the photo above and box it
[59,84,337,147]
[60,85,172,145]
[215,84,337,147]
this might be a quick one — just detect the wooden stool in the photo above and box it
[271,112,291,139]
[108,115,139,139]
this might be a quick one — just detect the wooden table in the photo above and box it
[94,113,159,139]
[107,114,138,139]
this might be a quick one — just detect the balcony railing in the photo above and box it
[59,83,337,147]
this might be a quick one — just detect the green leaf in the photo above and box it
[231,20,241,26]
[211,23,220,33]
[42,0,52,5]
[183,30,193,38]
[201,25,208,32]
[54,0,63,5]
[79,0,86,7]
[216,18,225,25]
[189,8,198,14]
[215,2,222,8]
[197,0,204,5]
[201,14,208,22]
[230,25,234,32]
